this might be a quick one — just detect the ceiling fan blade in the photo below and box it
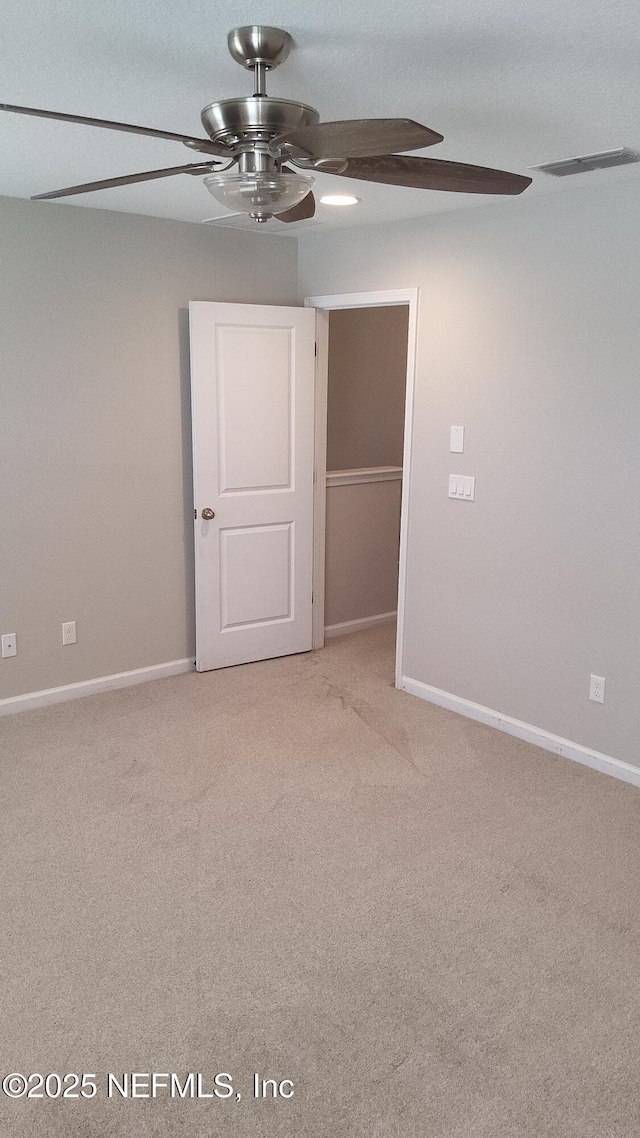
[339,154,532,194]
[0,102,226,155]
[31,162,217,200]
[276,190,316,223]
[277,118,443,160]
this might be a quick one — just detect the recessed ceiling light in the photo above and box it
[319,194,359,206]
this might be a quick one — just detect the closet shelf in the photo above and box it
[326,466,403,487]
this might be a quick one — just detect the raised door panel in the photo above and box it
[216,325,293,495]
[220,522,292,629]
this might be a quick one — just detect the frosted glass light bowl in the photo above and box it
[204,171,314,220]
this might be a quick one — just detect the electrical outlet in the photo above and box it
[1,633,17,658]
[589,674,605,704]
[62,621,77,645]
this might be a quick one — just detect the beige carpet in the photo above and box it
[1,623,640,1137]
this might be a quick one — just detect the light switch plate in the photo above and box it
[450,426,464,453]
[449,475,475,500]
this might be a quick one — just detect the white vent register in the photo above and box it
[530,148,640,177]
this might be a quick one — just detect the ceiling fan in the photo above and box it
[0,25,532,223]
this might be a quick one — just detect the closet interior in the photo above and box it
[324,305,409,636]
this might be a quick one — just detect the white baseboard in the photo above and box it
[400,674,640,790]
[0,658,195,717]
[325,611,397,638]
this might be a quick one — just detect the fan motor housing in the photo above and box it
[200,97,319,148]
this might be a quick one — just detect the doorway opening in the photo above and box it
[305,289,419,688]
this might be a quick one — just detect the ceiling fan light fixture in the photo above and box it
[3,25,532,209]
[319,193,359,206]
[203,170,314,219]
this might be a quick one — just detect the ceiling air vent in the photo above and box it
[530,148,640,177]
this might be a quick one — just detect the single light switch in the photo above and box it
[450,426,464,453]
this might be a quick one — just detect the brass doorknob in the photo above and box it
[201,508,216,520]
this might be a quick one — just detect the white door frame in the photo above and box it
[304,288,419,688]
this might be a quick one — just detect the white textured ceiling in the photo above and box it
[2,0,640,232]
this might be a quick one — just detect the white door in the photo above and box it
[189,301,316,671]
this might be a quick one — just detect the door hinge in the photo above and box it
[314,341,317,356]
[194,508,197,520]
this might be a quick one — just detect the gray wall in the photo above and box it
[299,180,640,765]
[0,196,297,699]
[325,480,401,628]
[327,306,408,470]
